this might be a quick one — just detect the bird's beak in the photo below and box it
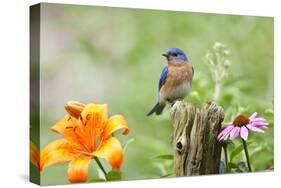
[162,53,168,57]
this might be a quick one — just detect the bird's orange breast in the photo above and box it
[167,61,193,86]
[159,61,193,102]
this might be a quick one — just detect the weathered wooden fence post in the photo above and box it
[171,101,224,176]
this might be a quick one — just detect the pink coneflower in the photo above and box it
[217,112,268,141]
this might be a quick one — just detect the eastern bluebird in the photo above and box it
[147,48,194,116]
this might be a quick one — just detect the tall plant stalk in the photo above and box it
[242,139,252,172]
[205,42,231,102]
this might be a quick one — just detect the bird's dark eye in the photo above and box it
[172,53,178,56]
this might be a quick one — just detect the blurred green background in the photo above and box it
[31,3,273,185]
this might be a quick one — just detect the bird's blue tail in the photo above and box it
[147,102,166,116]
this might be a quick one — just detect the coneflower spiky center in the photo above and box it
[233,114,250,127]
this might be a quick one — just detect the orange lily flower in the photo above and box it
[40,101,129,183]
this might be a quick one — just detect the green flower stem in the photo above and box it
[223,145,229,172]
[242,139,252,172]
[94,157,108,179]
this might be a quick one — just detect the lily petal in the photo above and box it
[240,126,248,140]
[80,103,109,149]
[92,137,123,169]
[51,116,90,150]
[51,116,80,141]
[81,103,108,126]
[67,156,91,183]
[40,139,78,171]
[30,141,40,170]
[102,115,129,139]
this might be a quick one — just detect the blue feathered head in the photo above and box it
[162,48,188,63]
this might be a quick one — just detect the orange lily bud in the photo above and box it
[65,101,85,119]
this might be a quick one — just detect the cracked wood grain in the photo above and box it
[171,101,224,176]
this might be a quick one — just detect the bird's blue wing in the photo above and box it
[158,66,168,91]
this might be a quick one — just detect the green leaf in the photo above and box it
[89,178,106,182]
[230,141,253,162]
[230,144,244,162]
[152,154,174,160]
[106,170,122,181]
[123,138,135,152]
